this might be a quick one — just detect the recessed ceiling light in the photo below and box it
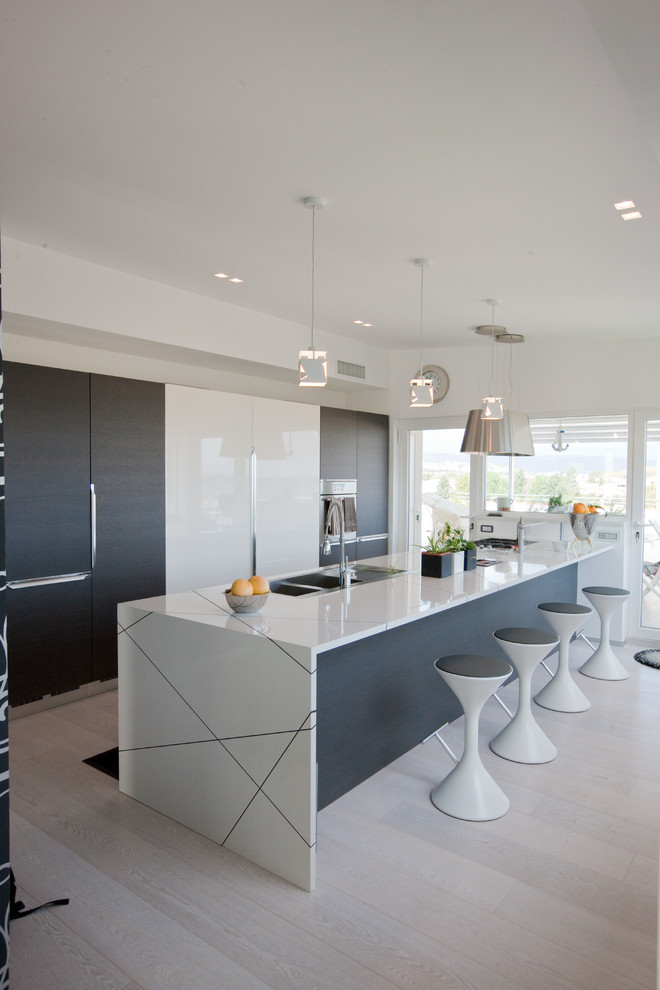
[353,319,373,327]
[229,277,243,282]
[614,200,635,211]
[363,323,373,327]
[621,211,642,220]
[353,320,364,325]
[214,272,229,278]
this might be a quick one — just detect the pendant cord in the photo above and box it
[418,263,425,373]
[310,205,316,351]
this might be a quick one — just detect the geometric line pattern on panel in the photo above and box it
[118,615,315,850]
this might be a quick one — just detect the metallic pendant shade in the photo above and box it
[298,196,328,387]
[461,408,534,456]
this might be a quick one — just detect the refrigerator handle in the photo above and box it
[8,572,90,589]
[250,447,257,576]
[90,482,97,569]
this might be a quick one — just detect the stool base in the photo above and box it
[534,672,591,713]
[430,758,509,821]
[490,716,557,764]
[579,643,628,680]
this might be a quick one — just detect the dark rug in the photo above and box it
[634,649,660,670]
[83,746,119,780]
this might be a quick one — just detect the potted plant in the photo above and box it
[419,523,477,576]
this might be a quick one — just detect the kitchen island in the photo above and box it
[118,543,610,891]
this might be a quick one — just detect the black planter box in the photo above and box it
[464,547,477,571]
[421,552,454,578]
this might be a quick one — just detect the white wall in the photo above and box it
[1,237,391,409]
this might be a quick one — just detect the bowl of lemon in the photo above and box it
[224,575,270,613]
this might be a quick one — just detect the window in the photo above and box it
[485,416,629,514]
[420,428,471,540]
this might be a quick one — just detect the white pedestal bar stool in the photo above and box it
[489,627,560,764]
[431,654,512,821]
[534,602,593,713]
[579,586,630,680]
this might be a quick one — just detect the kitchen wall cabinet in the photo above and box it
[319,407,390,566]
[4,362,165,707]
[165,385,320,592]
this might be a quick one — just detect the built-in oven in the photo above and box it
[320,479,357,565]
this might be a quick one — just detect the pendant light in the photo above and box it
[477,299,503,420]
[461,299,534,455]
[298,195,328,387]
[409,258,434,407]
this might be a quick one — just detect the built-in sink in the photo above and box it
[270,565,406,597]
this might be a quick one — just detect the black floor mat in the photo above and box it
[83,746,119,779]
[634,649,660,669]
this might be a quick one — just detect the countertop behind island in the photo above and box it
[118,542,611,891]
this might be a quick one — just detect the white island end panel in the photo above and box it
[118,603,317,891]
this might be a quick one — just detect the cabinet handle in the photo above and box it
[90,483,97,569]
[8,572,91,590]
[357,533,388,542]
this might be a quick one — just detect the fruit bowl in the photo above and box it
[570,512,599,540]
[224,591,269,613]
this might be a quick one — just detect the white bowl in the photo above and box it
[552,540,571,552]
[224,591,269,613]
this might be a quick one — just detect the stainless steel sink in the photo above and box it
[270,565,406,597]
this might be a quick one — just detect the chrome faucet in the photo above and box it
[516,516,545,551]
[322,496,351,587]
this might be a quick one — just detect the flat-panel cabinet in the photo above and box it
[4,362,166,707]
[166,385,320,593]
[319,407,389,566]
[91,375,166,682]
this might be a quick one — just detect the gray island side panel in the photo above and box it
[316,562,577,809]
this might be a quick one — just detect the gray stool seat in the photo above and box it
[534,602,592,712]
[431,654,512,821]
[489,627,559,764]
[579,586,630,680]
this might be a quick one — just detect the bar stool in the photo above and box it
[489,628,560,764]
[431,654,512,821]
[534,603,592,713]
[579,586,630,680]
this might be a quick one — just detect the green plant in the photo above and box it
[547,494,563,509]
[419,522,476,553]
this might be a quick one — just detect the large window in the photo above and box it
[485,416,629,514]
[420,428,471,541]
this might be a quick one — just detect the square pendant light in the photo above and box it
[409,377,434,407]
[298,350,328,386]
[481,396,503,420]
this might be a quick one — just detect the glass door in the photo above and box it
[630,412,660,639]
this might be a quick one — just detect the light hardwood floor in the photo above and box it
[8,636,660,990]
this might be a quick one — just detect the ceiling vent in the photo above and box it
[337,360,366,380]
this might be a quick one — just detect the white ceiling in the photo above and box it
[1,0,659,352]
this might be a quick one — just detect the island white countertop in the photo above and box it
[122,542,611,658]
[118,540,611,892]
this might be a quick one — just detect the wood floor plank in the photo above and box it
[7,638,659,990]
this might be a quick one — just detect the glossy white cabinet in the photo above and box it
[166,386,319,592]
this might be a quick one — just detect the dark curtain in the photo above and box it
[0,243,9,984]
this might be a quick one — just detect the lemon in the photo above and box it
[248,575,270,595]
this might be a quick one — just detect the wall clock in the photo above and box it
[414,365,450,403]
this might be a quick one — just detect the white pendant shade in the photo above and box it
[409,378,434,407]
[298,350,328,386]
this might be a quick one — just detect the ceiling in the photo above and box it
[1,0,659,352]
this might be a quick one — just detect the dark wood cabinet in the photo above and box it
[4,362,165,707]
[319,407,389,566]
[4,363,92,581]
[90,375,165,682]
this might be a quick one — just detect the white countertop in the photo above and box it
[123,543,611,656]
